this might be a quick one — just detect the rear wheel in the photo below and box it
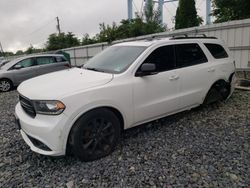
[203,81,230,105]
[69,108,121,162]
[0,79,13,92]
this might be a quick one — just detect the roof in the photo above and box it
[114,36,220,47]
[0,54,64,70]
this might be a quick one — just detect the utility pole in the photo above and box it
[206,0,211,25]
[158,0,164,25]
[56,16,61,34]
[127,0,133,20]
[0,42,4,56]
[142,0,212,26]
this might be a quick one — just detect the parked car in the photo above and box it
[0,56,5,63]
[0,59,9,66]
[0,54,71,92]
[15,36,236,161]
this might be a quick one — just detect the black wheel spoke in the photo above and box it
[74,109,120,161]
[83,139,94,149]
[103,129,114,137]
[102,122,112,131]
[91,140,99,153]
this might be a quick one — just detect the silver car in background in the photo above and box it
[0,54,71,92]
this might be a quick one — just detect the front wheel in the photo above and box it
[69,108,121,162]
[0,79,13,92]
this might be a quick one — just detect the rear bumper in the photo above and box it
[15,102,68,156]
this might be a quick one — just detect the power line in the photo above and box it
[164,3,174,18]
[132,0,139,14]
[171,1,178,8]
[140,0,144,16]
[197,0,205,11]
[27,18,55,36]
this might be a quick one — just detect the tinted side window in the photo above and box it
[175,43,208,68]
[205,43,228,59]
[143,45,175,72]
[15,58,34,68]
[55,56,67,62]
[36,57,55,65]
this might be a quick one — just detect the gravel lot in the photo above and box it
[0,90,249,187]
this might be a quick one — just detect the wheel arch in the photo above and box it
[0,77,13,84]
[203,78,230,104]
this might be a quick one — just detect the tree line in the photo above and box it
[1,0,250,57]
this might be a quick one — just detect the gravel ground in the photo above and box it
[0,90,249,188]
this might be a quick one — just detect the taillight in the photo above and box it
[64,64,71,68]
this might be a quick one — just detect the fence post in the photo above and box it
[73,48,76,66]
[86,46,89,62]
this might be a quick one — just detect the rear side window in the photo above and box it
[204,43,228,59]
[36,57,56,65]
[143,45,175,72]
[175,43,208,68]
[55,56,67,62]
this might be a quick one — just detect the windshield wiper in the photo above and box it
[84,67,104,72]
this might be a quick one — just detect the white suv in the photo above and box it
[15,36,236,161]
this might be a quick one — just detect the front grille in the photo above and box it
[19,95,36,118]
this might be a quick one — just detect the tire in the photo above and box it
[0,79,13,92]
[69,108,121,162]
[203,81,230,105]
[217,82,230,100]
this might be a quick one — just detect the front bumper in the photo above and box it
[15,102,68,156]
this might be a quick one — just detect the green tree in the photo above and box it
[25,45,44,54]
[116,18,147,38]
[2,51,14,56]
[82,34,98,45]
[80,0,165,45]
[144,0,160,23]
[96,22,119,43]
[25,45,35,54]
[175,0,201,29]
[212,0,250,23]
[15,50,24,55]
[46,32,80,51]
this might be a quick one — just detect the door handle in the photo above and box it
[208,68,215,72]
[169,75,179,81]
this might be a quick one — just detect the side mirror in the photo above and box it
[136,63,157,77]
[13,64,23,70]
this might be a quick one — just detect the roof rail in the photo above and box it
[170,34,217,40]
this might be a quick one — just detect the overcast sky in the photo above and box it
[0,0,208,53]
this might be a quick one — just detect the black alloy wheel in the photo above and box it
[70,109,121,162]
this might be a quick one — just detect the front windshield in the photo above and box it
[83,46,146,74]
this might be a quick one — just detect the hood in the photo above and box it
[18,68,113,100]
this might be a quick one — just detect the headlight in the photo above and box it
[33,100,65,115]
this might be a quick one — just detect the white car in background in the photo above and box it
[15,35,236,161]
